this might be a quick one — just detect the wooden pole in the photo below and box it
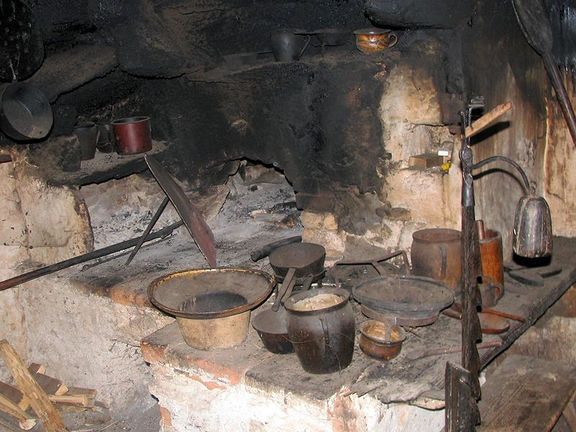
[0,340,67,432]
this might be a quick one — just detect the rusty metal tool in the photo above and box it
[513,0,576,146]
[126,196,169,265]
[145,155,217,268]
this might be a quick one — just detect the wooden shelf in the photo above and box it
[48,141,167,187]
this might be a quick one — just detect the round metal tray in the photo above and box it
[353,274,454,314]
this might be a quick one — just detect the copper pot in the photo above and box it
[359,320,406,361]
[112,116,152,155]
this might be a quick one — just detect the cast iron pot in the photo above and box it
[284,287,355,374]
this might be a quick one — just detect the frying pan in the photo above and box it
[252,307,294,354]
[0,83,53,141]
[269,242,326,311]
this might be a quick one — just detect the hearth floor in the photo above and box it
[67,177,302,308]
[141,237,576,414]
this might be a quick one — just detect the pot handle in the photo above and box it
[272,267,296,312]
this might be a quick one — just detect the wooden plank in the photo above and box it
[66,386,97,399]
[481,238,576,367]
[0,340,67,432]
[464,102,512,138]
[50,394,93,408]
[0,411,23,432]
[0,380,27,409]
[28,365,68,396]
[478,355,576,432]
[28,364,46,375]
[0,381,94,409]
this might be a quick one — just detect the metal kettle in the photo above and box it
[513,193,553,258]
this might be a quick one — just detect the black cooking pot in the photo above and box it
[0,83,53,141]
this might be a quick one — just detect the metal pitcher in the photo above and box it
[270,31,311,62]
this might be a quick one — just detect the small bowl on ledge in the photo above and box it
[359,319,406,360]
[353,28,398,54]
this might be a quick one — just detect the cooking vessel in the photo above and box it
[112,116,152,155]
[0,83,53,141]
[353,28,398,54]
[252,307,294,354]
[359,320,406,361]
[284,287,355,374]
[269,242,326,311]
[148,268,274,350]
[411,228,462,292]
[270,30,311,62]
[74,123,99,160]
[353,274,454,326]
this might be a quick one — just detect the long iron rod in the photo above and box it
[0,221,183,292]
[126,196,170,265]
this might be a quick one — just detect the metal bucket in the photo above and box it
[112,116,152,155]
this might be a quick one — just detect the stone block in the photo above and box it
[384,168,460,229]
[13,171,93,264]
[301,211,338,231]
[302,227,346,263]
[0,164,28,246]
[381,63,443,126]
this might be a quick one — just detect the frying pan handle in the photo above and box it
[301,276,314,292]
[250,236,302,262]
[281,272,297,306]
[272,267,296,312]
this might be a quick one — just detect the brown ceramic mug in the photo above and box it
[354,28,398,54]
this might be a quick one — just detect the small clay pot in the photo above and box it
[359,320,406,361]
[353,28,398,54]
